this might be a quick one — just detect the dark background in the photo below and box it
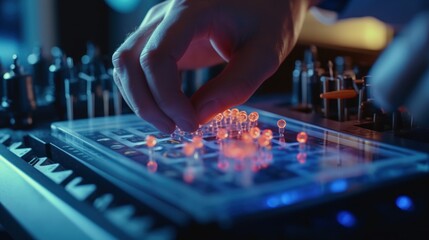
[0,0,382,96]
[55,0,110,60]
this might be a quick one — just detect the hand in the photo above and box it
[112,0,316,133]
[370,12,429,123]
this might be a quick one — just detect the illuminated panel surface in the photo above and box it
[51,106,427,222]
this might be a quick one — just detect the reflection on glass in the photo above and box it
[146,160,158,173]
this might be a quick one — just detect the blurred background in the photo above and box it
[0,0,157,62]
[0,0,394,102]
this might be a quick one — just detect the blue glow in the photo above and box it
[330,179,348,193]
[105,0,140,13]
[1,0,19,21]
[336,211,356,228]
[396,195,414,211]
[0,38,19,62]
[266,197,280,208]
[281,192,297,205]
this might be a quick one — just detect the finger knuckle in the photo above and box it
[112,49,134,69]
[139,50,161,70]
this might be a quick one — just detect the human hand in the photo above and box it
[370,12,429,123]
[112,0,317,133]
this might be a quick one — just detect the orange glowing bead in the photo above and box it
[231,148,244,160]
[258,135,270,147]
[250,127,261,139]
[214,113,223,122]
[217,128,228,140]
[262,129,273,140]
[183,142,195,156]
[223,109,231,118]
[296,131,308,144]
[222,142,237,158]
[192,136,204,149]
[223,140,256,159]
[238,111,247,123]
[231,108,239,118]
[145,135,157,148]
[248,112,259,122]
[277,119,286,129]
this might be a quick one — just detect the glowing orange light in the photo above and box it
[262,129,273,140]
[223,140,257,160]
[248,112,259,122]
[183,142,195,156]
[223,109,231,118]
[147,160,158,172]
[296,132,308,144]
[192,136,204,149]
[217,160,230,171]
[277,119,286,129]
[223,144,242,159]
[250,127,261,139]
[241,133,252,143]
[183,167,195,183]
[231,108,239,119]
[238,111,247,123]
[258,135,270,147]
[214,113,223,123]
[145,135,157,148]
[217,128,228,140]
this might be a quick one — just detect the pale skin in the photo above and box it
[112,0,319,133]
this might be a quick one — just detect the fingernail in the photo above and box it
[197,100,222,123]
[176,118,197,132]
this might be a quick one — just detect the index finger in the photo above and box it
[139,6,211,132]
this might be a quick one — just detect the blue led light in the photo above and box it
[396,195,414,211]
[330,179,348,193]
[266,197,280,208]
[336,211,356,228]
[280,193,293,205]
